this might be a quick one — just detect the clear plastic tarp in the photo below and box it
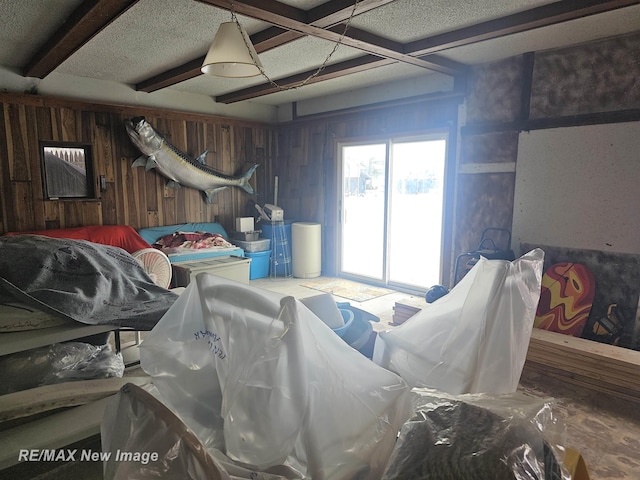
[373,249,545,395]
[101,249,557,478]
[135,273,410,479]
[0,342,123,394]
[382,388,570,480]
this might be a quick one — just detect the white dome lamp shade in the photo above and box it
[201,21,263,78]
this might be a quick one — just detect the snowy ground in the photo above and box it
[341,189,443,291]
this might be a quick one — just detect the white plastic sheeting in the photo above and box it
[138,274,409,479]
[373,249,545,395]
[101,384,233,480]
[105,249,546,478]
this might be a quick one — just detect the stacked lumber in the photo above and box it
[524,328,640,403]
[390,299,640,403]
[391,297,424,325]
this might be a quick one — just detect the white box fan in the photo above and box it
[132,248,172,289]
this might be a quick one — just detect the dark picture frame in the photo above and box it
[40,141,96,200]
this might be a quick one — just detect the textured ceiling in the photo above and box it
[442,3,640,64]
[0,0,84,67]
[1,0,639,118]
[348,0,554,42]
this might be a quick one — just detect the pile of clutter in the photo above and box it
[101,248,586,479]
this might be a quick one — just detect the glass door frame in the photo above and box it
[386,132,449,292]
[337,139,390,284]
[336,129,453,293]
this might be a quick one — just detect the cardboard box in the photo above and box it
[235,217,255,233]
[564,448,590,480]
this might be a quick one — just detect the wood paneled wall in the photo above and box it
[274,97,461,281]
[0,93,275,236]
[4,31,635,288]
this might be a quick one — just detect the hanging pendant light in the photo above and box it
[201,0,360,85]
[201,21,263,78]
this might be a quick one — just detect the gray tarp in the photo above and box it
[0,235,177,330]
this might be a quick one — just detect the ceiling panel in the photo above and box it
[172,34,365,97]
[441,4,640,65]
[348,0,556,42]
[232,61,431,106]
[1,0,638,118]
[56,0,270,83]
[0,0,84,67]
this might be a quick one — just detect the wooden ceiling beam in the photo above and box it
[306,0,397,26]
[214,53,464,103]
[137,0,401,92]
[251,26,303,53]
[251,0,398,53]
[215,0,640,103]
[406,0,640,55]
[195,0,459,73]
[136,58,206,94]
[215,55,396,103]
[23,0,139,79]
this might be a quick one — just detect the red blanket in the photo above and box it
[4,225,152,254]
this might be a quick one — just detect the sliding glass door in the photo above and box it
[339,134,447,291]
[340,143,387,280]
[387,139,446,289]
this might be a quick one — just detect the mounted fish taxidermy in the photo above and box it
[124,117,258,203]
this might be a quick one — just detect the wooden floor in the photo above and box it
[6,275,640,479]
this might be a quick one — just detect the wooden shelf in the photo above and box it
[0,324,116,357]
[0,396,112,470]
[0,317,131,472]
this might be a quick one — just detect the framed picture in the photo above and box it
[40,141,96,199]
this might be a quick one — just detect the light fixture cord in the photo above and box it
[231,0,361,91]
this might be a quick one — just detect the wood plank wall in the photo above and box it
[273,96,462,281]
[0,93,275,236]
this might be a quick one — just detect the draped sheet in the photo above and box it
[0,235,177,330]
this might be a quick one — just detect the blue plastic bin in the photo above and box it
[335,302,380,358]
[245,250,270,279]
